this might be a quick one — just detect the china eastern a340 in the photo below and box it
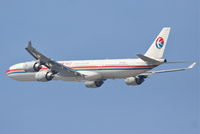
[6,27,196,88]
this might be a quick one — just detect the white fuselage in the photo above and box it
[6,28,195,88]
[6,58,158,82]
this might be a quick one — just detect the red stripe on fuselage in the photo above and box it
[5,69,24,73]
[6,65,157,73]
[71,65,156,69]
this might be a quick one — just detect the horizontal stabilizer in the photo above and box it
[136,54,161,63]
[164,61,194,64]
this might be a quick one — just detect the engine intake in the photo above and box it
[124,76,144,86]
[23,61,42,72]
[35,71,55,82]
[84,81,104,88]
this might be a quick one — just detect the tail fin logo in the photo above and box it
[155,37,164,49]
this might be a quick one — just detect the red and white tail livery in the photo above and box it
[145,27,170,59]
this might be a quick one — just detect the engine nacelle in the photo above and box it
[84,81,104,88]
[35,71,55,82]
[23,61,42,72]
[124,76,144,86]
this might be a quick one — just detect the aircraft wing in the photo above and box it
[25,41,84,77]
[140,62,196,77]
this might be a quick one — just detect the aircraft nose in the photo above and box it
[5,67,13,78]
[5,69,10,75]
[5,65,14,76]
[5,65,15,77]
[5,63,24,77]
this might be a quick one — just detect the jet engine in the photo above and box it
[84,81,104,88]
[35,71,55,82]
[23,61,42,72]
[124,76,145,86]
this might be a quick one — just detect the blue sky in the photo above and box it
[0,0,199,134]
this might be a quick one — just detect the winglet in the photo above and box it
[25,41,39,60]
[26,41,33,52]
[28,40,32,46]
[26,41,33,50]
[188,62,196,69]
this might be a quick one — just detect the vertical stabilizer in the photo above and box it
[144,27,170,59]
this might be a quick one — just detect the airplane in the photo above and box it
[5,27,196,88]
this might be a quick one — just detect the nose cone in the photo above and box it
[5,63,24,78]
